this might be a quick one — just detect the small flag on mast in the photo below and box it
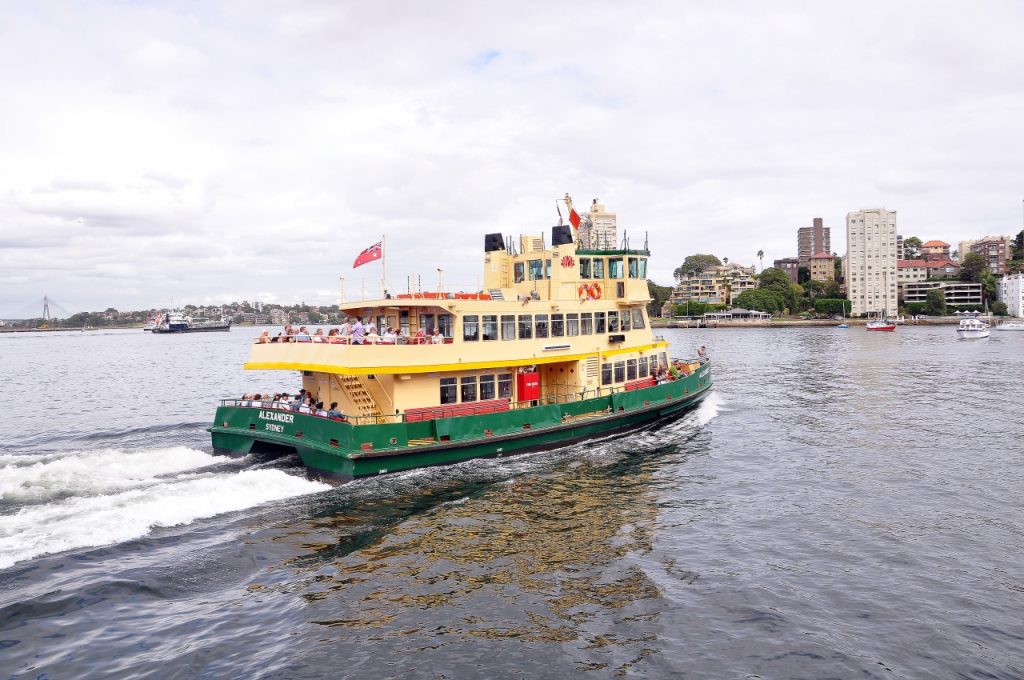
[353,241,383,269]
[565,193,581,230]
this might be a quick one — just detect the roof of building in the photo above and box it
[898,259,928,268]
[925,259,957,269]
[921,240,950,248]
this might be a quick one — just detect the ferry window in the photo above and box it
[616,282,625,298]
[660,352,668,369]
[440,377,457,404]
[621,311,631,332]
[514,262,525,283]
[592,258,605,278]
[581,312,593,335]
[638,259,648,278]
[483,315,498,341]
[463,315,479,342]
[553,314,566,337]
[628,258,639,278]
[627,358,638,381]
[528,259,544,280]
[377,315,387,332]
[534,314,549,338]
[518,314,533,339]
[608,311,619,333]
[566,313,578,336]
[438,314,454,338]
[461,376,478,402]
[595,312,606,333]
[632,308,646,329]
[498,373,512,399]
[649,357,658,377]
[420,313,436,333]
[638,356,648,376]
[501,314,516,340]
[545,259,551,279]
[579,258,592,279]
[614,361,625,383]
[400,310,410,336]
[479,374,496,400]
[609,258,624,279]
[601,363,612,386]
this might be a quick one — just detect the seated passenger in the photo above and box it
[381,327,397,343]
[413,328,426,344]
[312,328,326,342]
[257,330,270,343]
[326,402,343,419]
[365,330,381,344]
[295,326,311,342]
[315,401,328,417]
[430,329,444,344]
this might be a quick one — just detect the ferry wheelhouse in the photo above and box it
[210,224,713,480]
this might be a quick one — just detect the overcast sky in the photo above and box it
[2,1,1024,317]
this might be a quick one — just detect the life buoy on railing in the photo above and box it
[589,283,602,300]
[578,283,589,299]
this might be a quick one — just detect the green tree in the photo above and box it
[646,280,674,316]
[789,283,807,313]
[797,266,810,284]
[822,280,843,299]
[925,288,947,316]
[813,299,852,315]
[757,267,793,292]
[903,236,923,259]
[756,249,764,271]
[991,301,1008,316]
[980,270,999,303]
[959,252,987,282]
[1013,230,1024,261]
[733,289,786,314]
[834,255,843,281]
[673,254,721,281]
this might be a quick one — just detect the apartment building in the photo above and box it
[671,263,756,306]
[798,218,830,265]
[998,272,1024,316]
[844,208,898,317]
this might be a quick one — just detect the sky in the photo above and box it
[2,1,1024,317]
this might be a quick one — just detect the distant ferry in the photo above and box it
[209,204,713,480]
[151,311,231,333]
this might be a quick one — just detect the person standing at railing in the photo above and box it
[351,318,365,344]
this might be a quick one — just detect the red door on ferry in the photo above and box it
[516,372,540,401]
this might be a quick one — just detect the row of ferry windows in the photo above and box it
[440,374,513,404]
[512,256,648,283]
[600,352,669,386]
[462,309,646,342]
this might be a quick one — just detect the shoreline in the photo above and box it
[652,316,1001,329]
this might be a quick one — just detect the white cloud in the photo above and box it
[1,0,1023,316]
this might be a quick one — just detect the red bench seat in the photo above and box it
[405,399,510,422]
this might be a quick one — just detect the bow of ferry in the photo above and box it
[210,221,713,480]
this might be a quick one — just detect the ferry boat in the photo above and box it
[151,311,231,333]
[209,222,713,480]
[955,317,990,339]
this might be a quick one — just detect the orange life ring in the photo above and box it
[578,283,589,299]
[590,283,602,299]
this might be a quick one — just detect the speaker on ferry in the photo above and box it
[551,224,574,246]
[484,233,505,252]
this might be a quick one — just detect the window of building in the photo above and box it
[482,315,498,341]
[566,313,579,336]
[535,314,549,338]
[595,311,606,333]
[498,373,512,400]
[609,258,624,278]
[514,262,525,283]
[601,363,612,386]
[608,311,619,332]
[518,314,533,339]
[463,315,479,342]
[529,259,544,280]
[551,314,564,337]
[592,258,605,278]
[614,361,625,383]
[440,377,457,404]
[579,258,591,279]
[627,358,638,381]
[461,376,477,402]
[581,312,593,335]
[501,314,515,340]
[479,374,496,401]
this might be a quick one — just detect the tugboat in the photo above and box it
[151,311,231,333]
[209,211,713,480]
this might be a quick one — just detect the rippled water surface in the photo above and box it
[1,326,1022,678]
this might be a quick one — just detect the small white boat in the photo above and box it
[956,318,990,339]
[993,322,1024,332]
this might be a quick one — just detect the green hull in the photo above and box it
[210,365,712,480]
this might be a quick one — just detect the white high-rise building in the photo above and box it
[844,208,898,317]
[998,272,1024,317]
[583,200,617,250]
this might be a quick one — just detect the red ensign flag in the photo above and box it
[353,241,383,268]
[569,208,581,229]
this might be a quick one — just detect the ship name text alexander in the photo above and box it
[258,410,294,423]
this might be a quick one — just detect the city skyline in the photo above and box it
[3,2,1024,316]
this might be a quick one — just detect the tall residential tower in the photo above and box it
[844,208,898,317]
[798,218,831,265]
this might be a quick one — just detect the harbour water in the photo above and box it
[1,326,1022,678]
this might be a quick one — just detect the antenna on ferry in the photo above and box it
[339,276,346,305]
[437,268,444,295]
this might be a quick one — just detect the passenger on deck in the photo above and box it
[257,330,270,343]
[296,326,311,342]
[366,329,381,344]
[381,327,397,343]
[697,345,707,360]
[366,318,378,336]
[288,393,302,411]
[326,402,343,419]
[430,328,444,344]
[312,328,326,342]
[339,317,352,340]
[413,328,426,344]
[298,398,312,414]
[351,318,365,344]
[315,401,328,417]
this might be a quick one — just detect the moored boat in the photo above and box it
[993,322,1024,331]
[866,318,896,331]
[956,318,990,339]
[209,205,713,480]
[151,311,231,333]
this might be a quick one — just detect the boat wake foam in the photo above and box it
[0,460,330,569]
[0,446,227,504]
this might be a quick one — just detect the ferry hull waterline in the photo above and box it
[209,195,713,480]
[211,370,711,480]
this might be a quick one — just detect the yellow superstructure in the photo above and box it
[245,228,670,421]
